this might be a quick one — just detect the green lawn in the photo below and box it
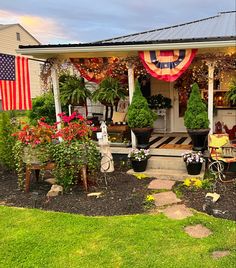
[0,206,235,268]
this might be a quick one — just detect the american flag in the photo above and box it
[0,54,32,110]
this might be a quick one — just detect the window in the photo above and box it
[16,32,21,41]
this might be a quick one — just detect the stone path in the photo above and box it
[146,177,217,240]
[145,177,231,255]
[147,178,193,220]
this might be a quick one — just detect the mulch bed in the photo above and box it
[0,159,235,220]
[0,160,153,216]
[175,177,236,221]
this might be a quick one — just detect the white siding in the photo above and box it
[0,24,42,98]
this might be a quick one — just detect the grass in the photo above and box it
[0,206,235,268]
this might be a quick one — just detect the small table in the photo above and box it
[25,162,88,192]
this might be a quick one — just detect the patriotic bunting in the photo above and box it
[0,54,32,111]
[139,49,197,82]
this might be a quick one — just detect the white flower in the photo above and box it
[128,148,150,161]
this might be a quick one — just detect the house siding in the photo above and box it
[0,24,42,98]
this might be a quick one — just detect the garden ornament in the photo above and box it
[97,121,114,172]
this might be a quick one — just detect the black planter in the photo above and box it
[187,128,210,152]
[186,162,202,175]
[131,159,148,172]
[131,127,153,149]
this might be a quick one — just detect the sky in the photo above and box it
[0,0,235,44]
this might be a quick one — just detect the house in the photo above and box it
[18,11,236,140]
[0,23,42,109]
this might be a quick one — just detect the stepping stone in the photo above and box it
[162,204,193,220]
[153,191,181,207]
[45,178,56,185]
[184,224,212,238]
[212,250,231,259]
[148,179,175,190]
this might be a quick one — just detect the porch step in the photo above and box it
[147,156,187,171]
[127,168,204,181]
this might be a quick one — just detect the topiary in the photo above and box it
[127,81,156,128]
[184,83,209,129]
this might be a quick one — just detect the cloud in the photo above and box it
[0,9,80,43]
[0,0,235,43]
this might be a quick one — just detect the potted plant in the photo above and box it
[59,74,92,106]
[92,76,126,120]
[184,83,210,151]
[147,94,172,110]
[127,80,157,148]
[182,151,205,175]
[128,148,150,172]
[12,113,100,191]
[225,79,236,106]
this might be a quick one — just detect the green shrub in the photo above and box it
[28,92,67,125]
[184,83,209,129]
[127,81,156,128]
[0,112,17,170]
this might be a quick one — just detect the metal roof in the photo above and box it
[18,11,236,54]
[95,11,236,44]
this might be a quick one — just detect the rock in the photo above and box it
[87,192,103,198]
[148,179,175,190]
[205,193,220,203]
[153,191,181,207]
[45,178,56,185]
[184,224,212,238]
[212,250,230,259]
[162,204,193,220]
[46,184,63,197]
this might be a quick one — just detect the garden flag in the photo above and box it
[139,49,197,82]
[0,54,32,110]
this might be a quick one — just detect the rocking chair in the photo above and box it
[208,134,236,180]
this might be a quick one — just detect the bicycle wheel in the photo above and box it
[208,160,225,177]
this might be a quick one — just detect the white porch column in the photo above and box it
[127,62,136,148]
[51,65,62,130]
[206,61,215,134]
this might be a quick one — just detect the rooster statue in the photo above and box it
[223,124,236,140]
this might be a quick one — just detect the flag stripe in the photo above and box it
[17,56,22,110]
[25,58,32,109]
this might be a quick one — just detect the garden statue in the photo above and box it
[97,121,114,172]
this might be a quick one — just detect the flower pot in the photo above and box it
[131,127,153,149]
[187,128,210,152]
[131,158,148,172]
[186,162,202,175]
[23,146,51,164]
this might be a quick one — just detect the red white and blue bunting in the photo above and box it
[139,49,197,82]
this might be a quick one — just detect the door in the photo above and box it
[173,89,188,132]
